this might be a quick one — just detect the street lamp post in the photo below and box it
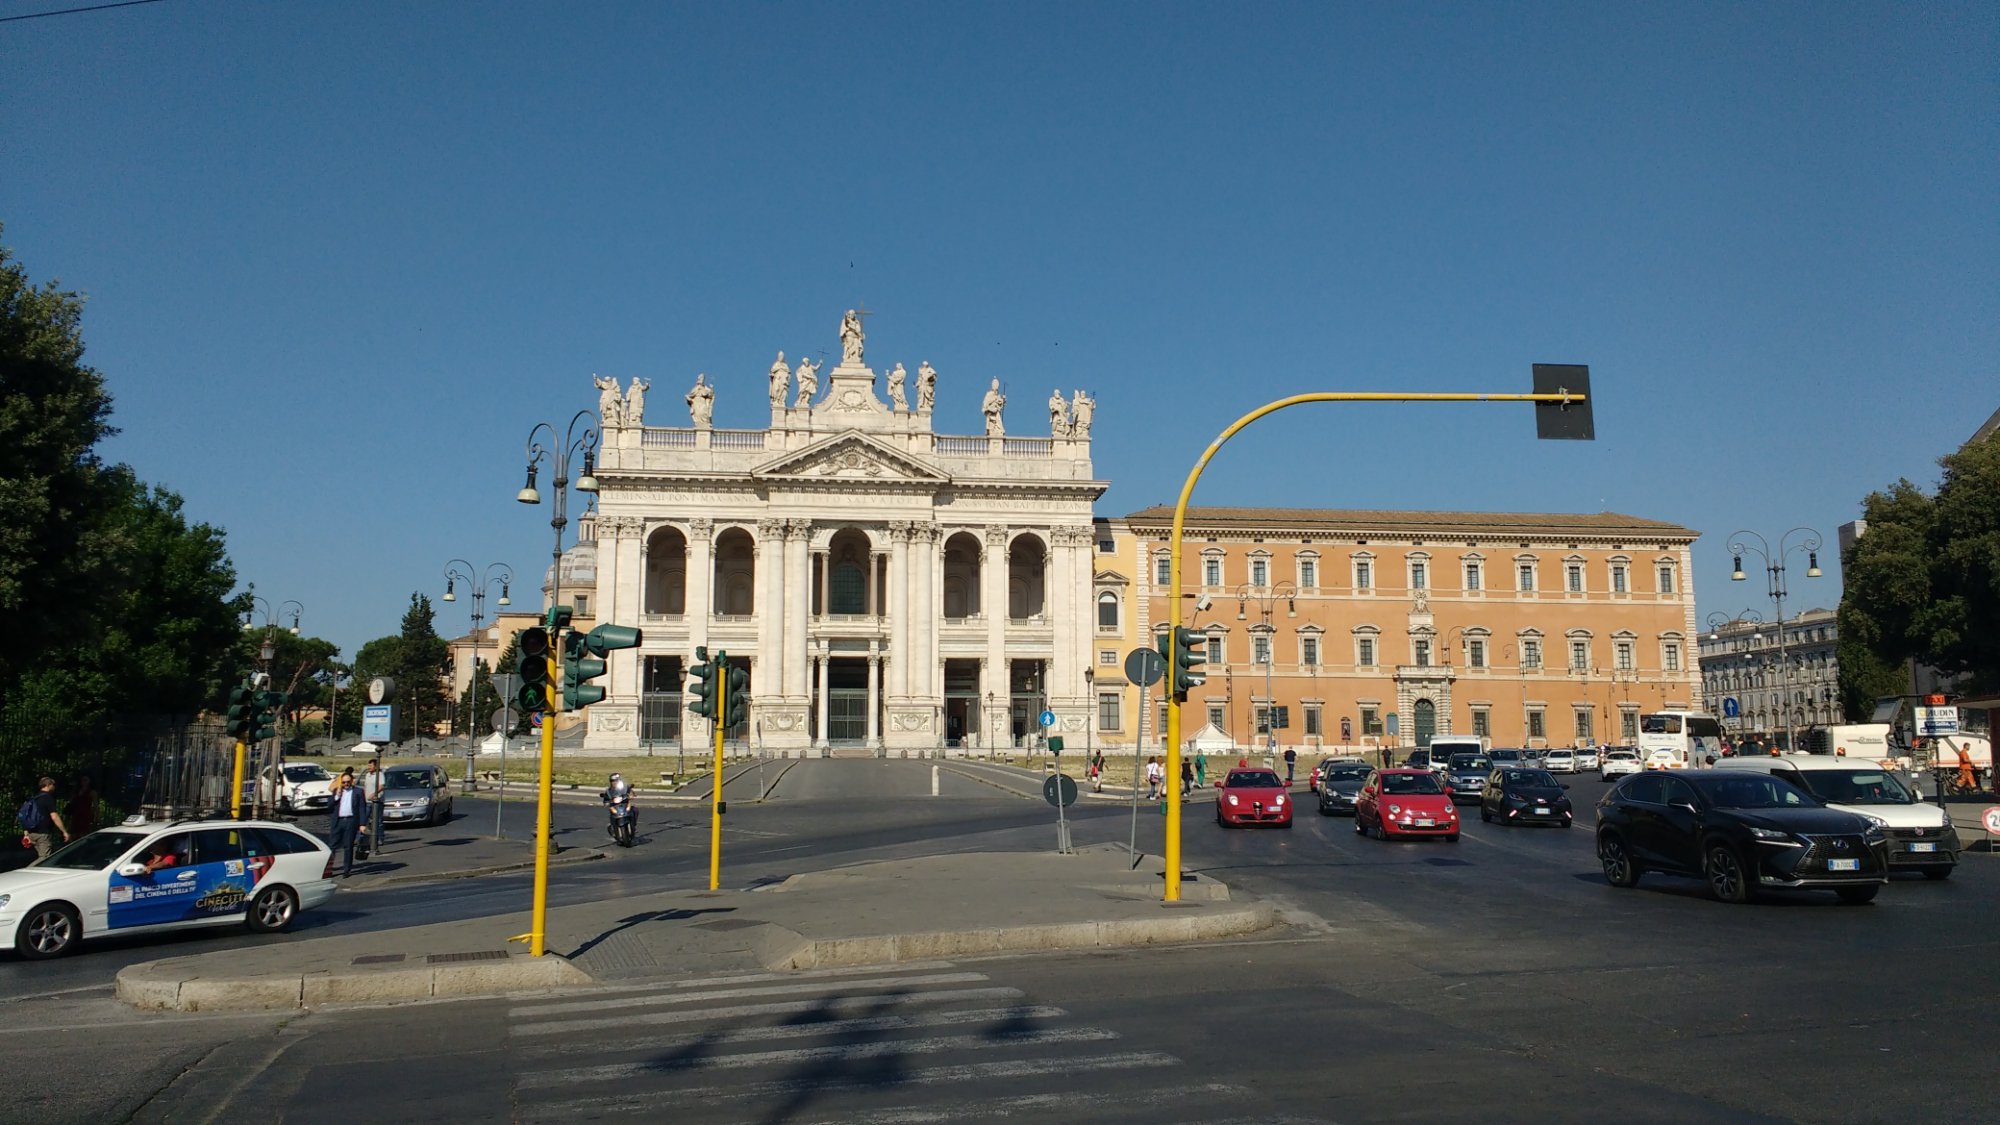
[1234,582,1297,763]
[444,560,515,788]
[242,596,303,819]
[513,410,599,958]
[1729,528,1822,753]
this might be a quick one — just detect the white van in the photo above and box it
[1714,756,1958,878]
[1426,736,1486,765]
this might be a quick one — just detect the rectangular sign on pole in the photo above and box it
[1914,706,1960,737]
[361,704,393,742]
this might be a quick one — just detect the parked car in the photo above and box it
[1440,754,1493,803]
[1480,768,1574,827]
[1488,748,1530,769]
[1215,768,1293,828]
[1600,749,1641,780]
[376,765,455,827]
[1542,749,1576,774]
[1574,747,1601,771]
[1595,770,1889,904]
[257,762,336,816]
[1316,763,1372,816]
[1355,768,1459,841]
[0,820,335,959]
[1714,756,1958,879]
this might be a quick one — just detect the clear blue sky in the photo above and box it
[5,1,1994,662]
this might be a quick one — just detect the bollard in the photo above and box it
[931,765,940,796]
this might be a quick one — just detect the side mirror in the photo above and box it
[117,863,146,878]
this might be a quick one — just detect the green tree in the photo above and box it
[390,593,448,741]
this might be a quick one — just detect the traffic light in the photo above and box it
[724,661,749,728]
[686,646,718,720]
[225,684,256,741]
[564,624,642,709]
[518,627,552,713]
[546,604,573,631]
[253,691,286,742]
[1170,626,1206,702]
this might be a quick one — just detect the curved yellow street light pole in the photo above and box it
[1162,383,1591,901]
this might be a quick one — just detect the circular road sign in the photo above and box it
[490,707,518,733]
[1124,646,1165,688]
[1043,773,1079,808]
[1039,709,1057,729]
[1983,807,2000,836]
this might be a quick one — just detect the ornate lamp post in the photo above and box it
[444,560,514,786]
[1233,581,1297,757]
[513,410,598,957]
[242,596,303,818]
[1729,528,1822,752]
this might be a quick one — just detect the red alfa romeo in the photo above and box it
[1215,768,1294,828]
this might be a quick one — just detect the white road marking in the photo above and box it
[511,986,1026,1037]
[516,1051,1181,1116]
[516,1026,1121,1087]
[518,1004,1066,1059]
[508,970,989,1018]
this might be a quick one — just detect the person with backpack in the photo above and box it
[18,777,71,860]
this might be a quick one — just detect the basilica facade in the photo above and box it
[582,312,1106,754]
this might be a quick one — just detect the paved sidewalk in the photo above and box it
[333,831,606,891]
[116,844,1274,1012]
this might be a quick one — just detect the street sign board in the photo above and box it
[1124,646,1165,688]
[361,704,393,742]
[1721,697,1740,719]
[1039,709,1057,729]
[1915,706,1960,737]
[493,672,521,698]
[1983,807,2000,836]
[1386,713,1400,737]
[490,707,517,733]
[1042,773,1078,808]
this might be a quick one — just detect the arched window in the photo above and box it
[1097,591,1120,630]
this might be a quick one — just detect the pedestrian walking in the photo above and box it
[360,756,387,849]
[1181,757,1194,796]
[328,769,364,876]
[65,775,97,838]
[17,777,71,859]
[1194,751,1207,789]
[1088,756,1102,793]
[1144,756,1164,799]
[1283,746,1297,786]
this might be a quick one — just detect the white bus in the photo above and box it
[1636,711,1724,769]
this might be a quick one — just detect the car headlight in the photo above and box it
[1861,817,1886,840]
[411,797,431,806]
[1226,794,1239,805]
[1388,804,1401,814]
[1748,826,1796,843]
[0,894,11,909]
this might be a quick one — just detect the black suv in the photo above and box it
[1596,771,1889,904]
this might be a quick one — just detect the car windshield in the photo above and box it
[1380,773,1444,795]
[384,768,433,788]
[1545,751,1572,759]
[1503,769,1560,788]
[284,764,331,782]
[39,830,147,871]
[1226,771,1283,788]
[1695,774,1817,810]
[1324,767,1370,783]
[1606,751,1638,761]
[1449,756,1491,771]
[1793,769,1916,806]
[1489,751,1520,762]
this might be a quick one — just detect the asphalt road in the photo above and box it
[6,761,1998,1123]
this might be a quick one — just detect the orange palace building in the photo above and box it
[1090,507,1702,756]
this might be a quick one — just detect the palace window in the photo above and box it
[1570,640,1590,671]
[1527,710,1546,739]
[1468,640,1486,668]
[1410,561,1428,590]
[1301,636,1321,666]
[1517,562,1536,592]
[1096,591,1120,630]
[1361,707,1382,736]
[1355,560,1373,590]
[1250,558,1269,586]
[1471,709,1491,738]
[1522,639,1543,669]
[1664,642,1683,673]
[1658,564,1676,593]
[1357,637,1377,667]
[1098,692,1121,732]
[1253,635,1272,665]
[1299,558,1318,588]
[1203,556,1222,586]
[1566,563,1584,593]
[1413,639,1432,667]
[1304,705,1322,736]
[1575,709,1594,741]
[1464,561,1482,591]
[1155,555,1172,586]
[1611,564,1628,593]
[1615,641,1634,671]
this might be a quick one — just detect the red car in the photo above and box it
[1215,768,1294,828]
[1355,768,1459,841]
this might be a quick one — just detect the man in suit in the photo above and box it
[328,769,366,876]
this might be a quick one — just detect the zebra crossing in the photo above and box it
[500,960,1326,1123]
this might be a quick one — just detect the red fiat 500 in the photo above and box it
[1355,768,1459,841]
[1215,768,1294,828]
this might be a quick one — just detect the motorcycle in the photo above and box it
[604,790,637,847]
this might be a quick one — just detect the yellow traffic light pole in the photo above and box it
[512,635,560,957]
[709,671,727,891]
[1162,388,1588,901]
[229,740,247,820]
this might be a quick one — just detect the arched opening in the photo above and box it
[1413,698,1437,748]
[1096,591,1120,630]
[941,532,982,619]
[824,528,875,615]
[1007,533,1047,620]
[712,527,756,616]
[643,526,687,615]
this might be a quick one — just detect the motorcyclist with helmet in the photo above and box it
[601,772,637,845]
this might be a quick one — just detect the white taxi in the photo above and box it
[1599,749,1642,780]
[0,819,335,960]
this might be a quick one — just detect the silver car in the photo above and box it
[376,765,454,827]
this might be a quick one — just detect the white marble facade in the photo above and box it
[583,313,1105,753]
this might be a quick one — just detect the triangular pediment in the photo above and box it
[753,431,950,484]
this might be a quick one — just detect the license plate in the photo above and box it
[1909,842,1937,853]
[1415,819,1434,827]
[1827,858,1860,872]
[1533,807,1550,815]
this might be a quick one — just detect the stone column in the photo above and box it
[912,525,938,715]
[866,648,882,749]
[756,518,785,724]
[983,525,1010,742]
[784,520,811,700]
[685,518,714,751]
[815,650,830,747]
[889,522,912,700]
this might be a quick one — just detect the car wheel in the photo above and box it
[1480,808,1492,823]
[1835,884,1880,905]
[16,903,81,960]
[1705,844,1755,904]
[1353,816,1365,835]
[1599,835,1641,888]
[247,885,300,933]
[1923,866,1953,881]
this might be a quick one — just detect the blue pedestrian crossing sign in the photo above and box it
[1038,709,1056,729]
